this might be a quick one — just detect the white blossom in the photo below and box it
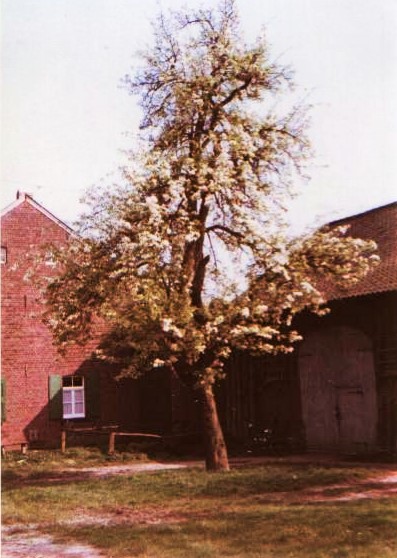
[153,358,165,368]
[161,318,173,332]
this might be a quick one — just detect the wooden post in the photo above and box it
[108,432,115,455]
[61,430,66,453]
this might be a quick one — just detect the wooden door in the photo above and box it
[299,326,377,452]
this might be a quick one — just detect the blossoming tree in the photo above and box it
[45,1,378,471]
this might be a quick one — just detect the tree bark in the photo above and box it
[199,383,230,471]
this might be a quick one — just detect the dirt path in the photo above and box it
[2,461,194,558]
[254,471,397,504]
[2,459,396,558]
[2,526,104,558]
[71,460,193,476]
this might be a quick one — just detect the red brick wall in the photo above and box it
[1,199,121,447]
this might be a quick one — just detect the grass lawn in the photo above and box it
[2,449,397,557]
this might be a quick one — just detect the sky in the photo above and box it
[1,0,396,231]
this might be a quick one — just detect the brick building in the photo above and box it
[1,193,141,449]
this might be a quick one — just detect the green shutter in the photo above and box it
[1,378,6,423]
[48,375,63,420]
[85,373,101,420]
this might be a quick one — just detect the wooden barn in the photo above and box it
[219,202,397,456]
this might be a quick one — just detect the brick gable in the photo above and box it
[1,195,120,447]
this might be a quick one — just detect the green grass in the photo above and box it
[2,455,397,557]
[1,446,149,482]
[50,501,397,558]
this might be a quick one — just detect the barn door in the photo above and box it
[299,326,377,453]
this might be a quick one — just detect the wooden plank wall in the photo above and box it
[218,292,397,454]
[217,351,302,445]
[375,292,397,453]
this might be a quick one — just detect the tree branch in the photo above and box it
[206,224,243,239]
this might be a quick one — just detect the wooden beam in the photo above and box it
[108,432,115,455]
[61,430,66,453]
[115,432,162,438]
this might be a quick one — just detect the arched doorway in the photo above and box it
[299,326,377,453]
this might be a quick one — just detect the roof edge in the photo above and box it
[328,200,397,227]
[1,192,74,235]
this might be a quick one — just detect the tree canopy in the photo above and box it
[44,0,378,470]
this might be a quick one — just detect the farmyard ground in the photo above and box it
[2,453,397,557]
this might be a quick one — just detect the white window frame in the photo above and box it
[44,250,57,268]
[62,376,85,419]
[1,247,7,265]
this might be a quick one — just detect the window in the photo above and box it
[44,250,57,267]
[62,376,85,419]
[49,374,99,421]
[1,247,7,265]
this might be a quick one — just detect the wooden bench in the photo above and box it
[61,426,197,454]
[1,442,28,457]
[108,432,162,454]
[60,424,119,453]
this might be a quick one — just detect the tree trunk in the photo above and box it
[199,384,230,471]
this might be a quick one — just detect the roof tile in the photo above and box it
[323,202,397,300]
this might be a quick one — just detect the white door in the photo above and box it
[299,326,377,452]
